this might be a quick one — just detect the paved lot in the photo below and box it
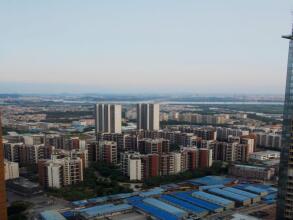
[109,212,147,220]
[7,190,70,220]
[205,203,276,220]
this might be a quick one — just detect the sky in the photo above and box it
[0,0,293,94]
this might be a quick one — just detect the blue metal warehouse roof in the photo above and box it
[223,187,259,199]
[143,198,187,218]
[192,191,234,206]
[160,183,180,190]
[126,196,144,204]
[72,200,88,207]
[199,184,224,191]
[40,210,66,220]
[207,188,250,202]
[133,202,178,220]
[251,184,277,194]
[86,193,138,204]
[79,204,132,218]
[139,187,164,197]
[172,192,223,212]
[79,204,114,218]
[234,185,268,195]
[109,192,138,200]
[87,196,108,204]
[61,211,75,218]
[188,176,235,186]
[263,193,277,201]
[160,194,208,215]
[264,200,276,204]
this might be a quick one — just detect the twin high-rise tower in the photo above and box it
[95,104,122,134]
[95,103,160,135]
[277,28,293,219]
[137,103,160,131]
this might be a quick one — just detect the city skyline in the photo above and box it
[1,1,293,94]
[1,1,290,219]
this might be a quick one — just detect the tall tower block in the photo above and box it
[137,103,160,131]
[0,113,8,220]
[277,28,293,220]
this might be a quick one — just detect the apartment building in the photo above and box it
[38,155,83,189]
[138,138,169,155]
[181,147,213,171]
[120,152,142,181]
[212,142,250,162]
[97,133,124,150]
[255,132,282,149]
[45,134,86,150]
[217,127,249,141]
[95,104,122,134]
[4,143,53,165]
[96,141,117,164]
[4,160,19,180]
[137,103,160,131]
[141,154,160,179]
[51,148,89,169]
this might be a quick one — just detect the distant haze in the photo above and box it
[0,1,293,94]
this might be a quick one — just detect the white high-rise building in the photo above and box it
[171,152,182,174]
[121,152,142,181]
[137,103,160,131]
[47,162,63,188]
[38,156,84,189]
[129,157,142,181]
[4,160,19,180]
[95,104,122,134]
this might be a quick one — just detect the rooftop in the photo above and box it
[188,176,235,186]
[192,191,234,206]
[40,210,67,220]
[9,177,39,189]
[223,187,259,199]
[250,151,280,156]
[79,204,133,218]
[232,164,269,171]
[207,188,250,202]
[143,197,187,218]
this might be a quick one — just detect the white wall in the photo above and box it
[4,161,19,180]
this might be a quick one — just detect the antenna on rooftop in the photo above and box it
[282,12,293,40]
[291,10,293,34]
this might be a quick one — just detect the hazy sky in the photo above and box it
[1,0,293,94]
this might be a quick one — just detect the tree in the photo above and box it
[8,201,32,220]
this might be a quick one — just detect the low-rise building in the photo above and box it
[249,151,280,161]
[229,164,275,181]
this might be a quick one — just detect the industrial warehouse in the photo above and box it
[39,176,277,220]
